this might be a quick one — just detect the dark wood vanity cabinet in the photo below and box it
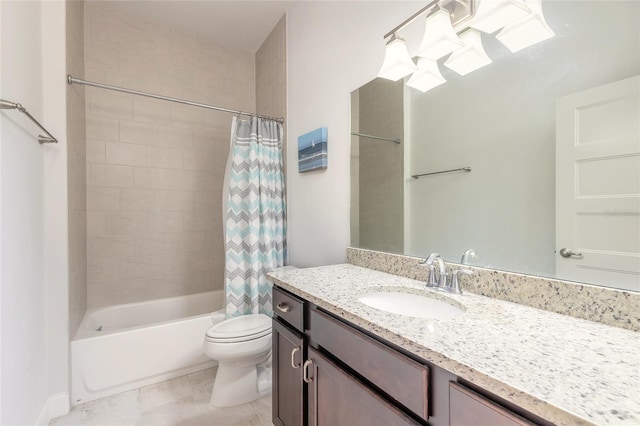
[272,285,546,426]
[272,319,305,426]
[306,346,420,426]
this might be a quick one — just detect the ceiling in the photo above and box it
[95,0,292,54]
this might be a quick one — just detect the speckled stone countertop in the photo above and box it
[267,264,640,426]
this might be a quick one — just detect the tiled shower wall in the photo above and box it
[84,2,255,307]
[357,79,404,254]
[67,0,87,336]
[256,16,286,130]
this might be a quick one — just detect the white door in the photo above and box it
[556,75,640,291]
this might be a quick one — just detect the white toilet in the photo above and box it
[203,313,272,407]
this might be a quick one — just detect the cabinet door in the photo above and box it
[273,319,305,426]
[306,347,420,426]
[450,382,535,426]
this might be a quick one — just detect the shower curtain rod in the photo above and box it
[67,75,285,124]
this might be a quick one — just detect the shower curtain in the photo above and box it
[224,116,286,317]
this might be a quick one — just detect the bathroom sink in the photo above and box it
[357,290,465,320]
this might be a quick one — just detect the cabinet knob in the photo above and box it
[303,359,314,383]
[276,302,291,313]
[291,347,301,369]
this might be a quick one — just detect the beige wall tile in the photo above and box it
[156,190,193,211]
[183,149,216,172]
[119,120,158,145]
[88,88,133,119]
[90,163,135,188]
[87,187,120,211]
[86,114,118,140]
[147,146,183,170]
[193,190,219,211]
[105,212,148,234]
[84,2,257,308]
[88,235,135,259]
[183,211,216,232]
[120,189,158,211]
[106,141,147,166]
[134,234,175,256]
[134,167,174,190]
[172,170,214,192]
[158,125,193,149]
[87,211,106,236]
[122,255,174,280]
[87,258,122,283]
[133,98,171,123]
[84,41,119,71]
[87,138,106,163]
[171,104,203,126]
[148,212,183,233]
[173,231,206,253]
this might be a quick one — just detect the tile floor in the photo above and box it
[50,368,272,426]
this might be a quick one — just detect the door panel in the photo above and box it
[556,75,640,290]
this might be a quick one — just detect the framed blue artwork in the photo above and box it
[298,127,328,173]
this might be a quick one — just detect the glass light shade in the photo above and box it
[406,58,447,93]
[415,9,464,60]
[496,0,554,52]
[377,36,417,81]
[470,0,531,33]
[444,29,492,75]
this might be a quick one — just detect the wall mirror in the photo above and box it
[350,0,640,292]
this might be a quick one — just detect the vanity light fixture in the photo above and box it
[406,58,447,92]
[444,29,492,75]
[377,0,554,92]
[470,0,531,33]
[377,35,417,81]
[415,9,464,60]
[495,0,555,52]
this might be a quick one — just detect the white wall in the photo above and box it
[0,0,69,424]
[286,1,422,267]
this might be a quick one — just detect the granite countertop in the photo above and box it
[267,264,640,426]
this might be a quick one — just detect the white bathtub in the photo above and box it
[71,291,226,405]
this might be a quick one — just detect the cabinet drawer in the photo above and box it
[450,382,535,426]
[307,347,420,426]
[273,286,305,332]
[309,308,429,421]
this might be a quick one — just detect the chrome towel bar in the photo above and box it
[0,99,58,144]
[412,167,471,179]
[351,132,401,144]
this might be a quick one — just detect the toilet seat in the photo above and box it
[205,314,271,343]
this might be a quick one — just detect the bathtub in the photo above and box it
[71,290,226,405]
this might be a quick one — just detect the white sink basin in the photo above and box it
[357,290,465,320]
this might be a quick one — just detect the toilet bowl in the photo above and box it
[204,314,272,407]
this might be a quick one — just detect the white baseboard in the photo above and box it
[35,392,70,426]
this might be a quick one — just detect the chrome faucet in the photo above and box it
[422,252,473,294]
[460,248,478,265]
[447,269,473,295]
[421,253,447,289]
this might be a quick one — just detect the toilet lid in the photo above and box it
[205,314,271,340]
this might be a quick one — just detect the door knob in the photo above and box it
[559,248,583,258]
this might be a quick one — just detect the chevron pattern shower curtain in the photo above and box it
[224,117,286,317]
